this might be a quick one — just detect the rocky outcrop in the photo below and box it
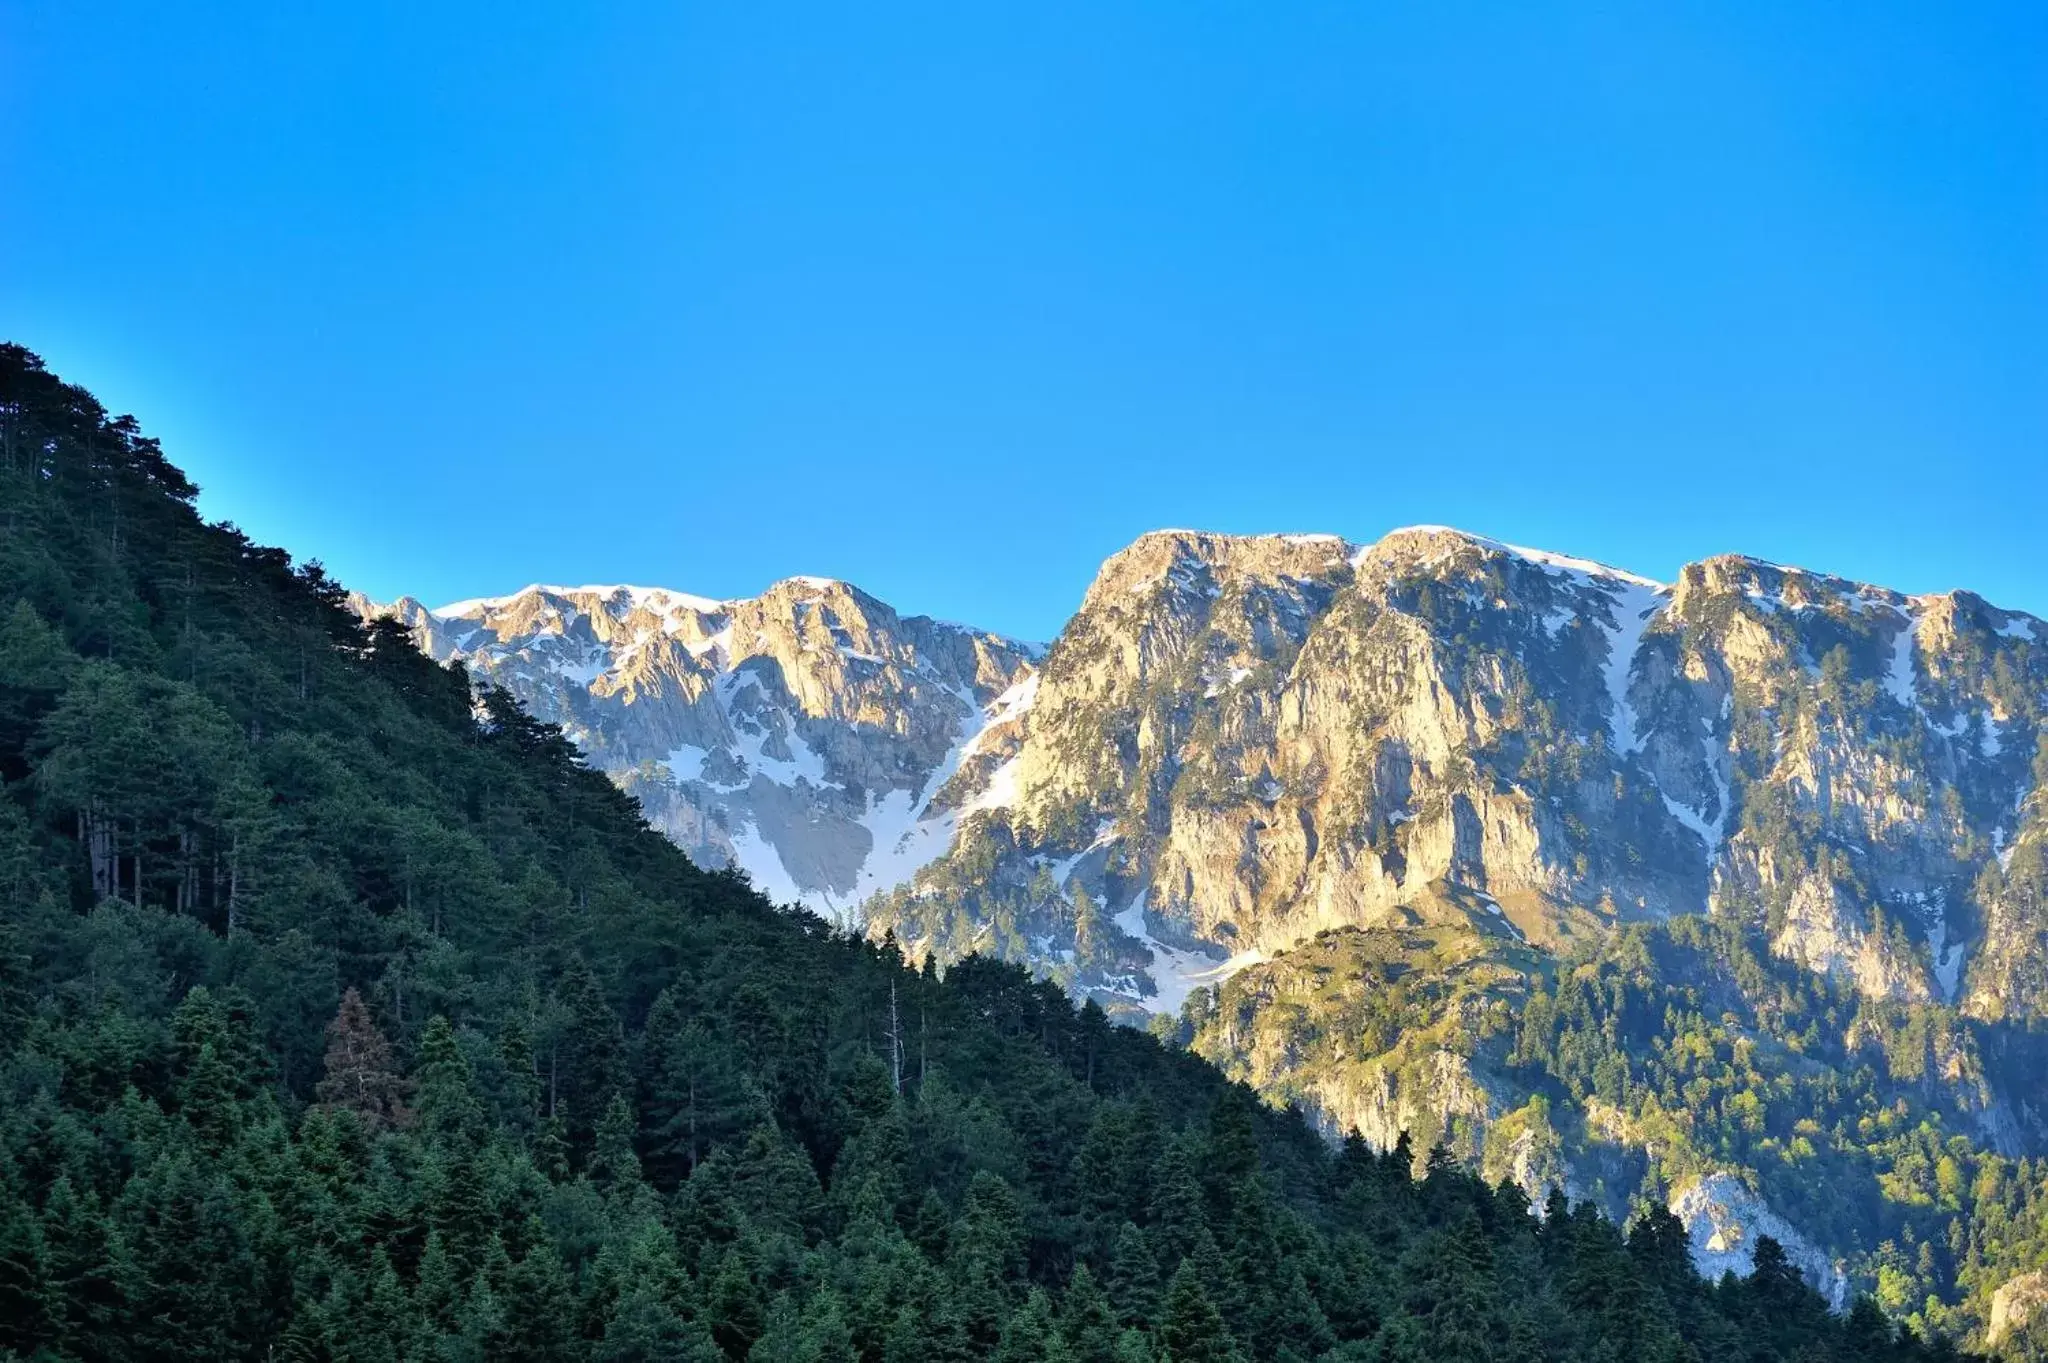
[366,528,2048,1025]
[1989,1271,2048,1351]
[1670,1173,1849,1308]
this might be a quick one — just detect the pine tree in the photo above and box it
[413,1014,486,1146]
[590,1092,646,1195]
[494,1013,543,1129]
[639,987,759,1183]
[703,1248,766,1359]
[1062,1263,1122,1362]
[1072,882,1110,969]
[427,1147,493,1278]
[1112,1328,1161,1363]
[596,1283,720,1363]
[498,1224,577,1363]
[798,1287,861,1363]
[38,1177,124,1360]
[956,1170,1027,1286]
[177,1038,243,1149]
[118,1146,255,1359]
[1106,1223,1163,1329]
[0,1182,51,1357]
[317,1248,414,1363]
[1202,1090,1259,1211]
[1148,1143,1207,1270]
[416,1230,465,1333]
[555,956,629,1148]
[315,986,409,1131]
[997,1286,1073,1363]
[1157,1262,1240,1363]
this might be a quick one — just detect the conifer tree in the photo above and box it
[555,956,629,1147]
[640,986,759,1182]
[316,986,409,1131]
[0,1183,51,1357]
[37,1177,124,1360]
[998,1285,1073,1363]
[498,1230,578,1363]
[1062,1263,1122,1362]
[590,1092,646,1195]
[413,1014,487,1146]
[1148,1143,1207,1270]
[1107,1222,1163,1329]
[1157,1262,1240,1363]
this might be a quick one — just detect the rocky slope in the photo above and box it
[353,580,1038,922]
[854,526,2048,1329]
[870,527,2046,1020]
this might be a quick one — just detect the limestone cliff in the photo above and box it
[871,528,2046,1025]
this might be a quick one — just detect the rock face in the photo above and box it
[1669,1172,1849,1308]
[867,527,2047,1023]
[1989,1271,2048,1351]
[366,528,2048,1020]
[353,580,1038,922]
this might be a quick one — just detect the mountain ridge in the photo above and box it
[360,523,2048,975]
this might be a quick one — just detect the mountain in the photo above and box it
[6,339,1970,1362]
[878,526,2048,1331]
[876,526,2043,1014]
[390,526,2046,1025]
[351,579,1039,921]
[382,525,2048,1343]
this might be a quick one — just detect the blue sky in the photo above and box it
[3,3,2042,641]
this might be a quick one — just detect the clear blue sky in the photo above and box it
[3,3,2042,641]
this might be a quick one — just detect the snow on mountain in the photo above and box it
[354,576,1039,926]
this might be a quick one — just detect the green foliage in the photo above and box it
[1190,902,2048,1347]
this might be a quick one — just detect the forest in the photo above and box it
[0,339,1987,1360]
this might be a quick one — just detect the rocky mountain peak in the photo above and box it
[356,574,1039,921]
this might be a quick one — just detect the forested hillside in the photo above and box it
[1179,913,2048,1343]
[0,340,1990,1360]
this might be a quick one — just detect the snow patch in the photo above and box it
[1597,582,1667,756]
[663,745,710,783]
[818,672,1048,917]
[1927,917,1965,1001]
[1498,540,1669,592]
[1883,611,1918,707]
[1112,893,1266,1017]
[1662,794,1719,850]
[726,823,823,920]
[553,653,607,685]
